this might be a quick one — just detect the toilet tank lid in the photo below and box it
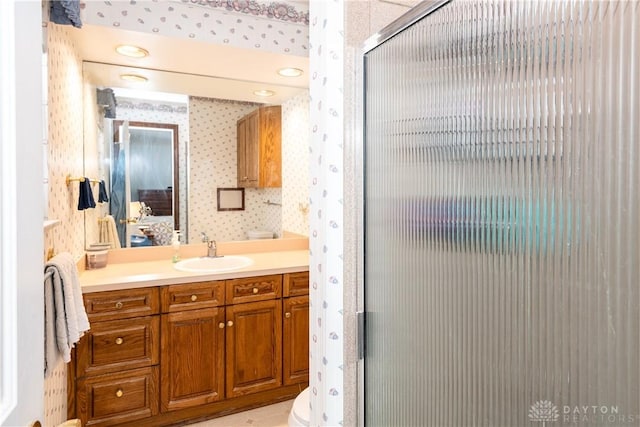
[291,387,310,422]
[247,230,273,238]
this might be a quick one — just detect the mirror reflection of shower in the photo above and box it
[112,121,180,247]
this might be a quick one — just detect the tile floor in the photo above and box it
[184,399,293,427]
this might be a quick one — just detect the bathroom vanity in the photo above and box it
[69,247,309,427]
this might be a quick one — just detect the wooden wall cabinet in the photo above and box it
[237,105,282,188]
[71,272,308,426]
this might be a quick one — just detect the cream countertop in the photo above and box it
[80,249,309,293]
[79,235,309,292]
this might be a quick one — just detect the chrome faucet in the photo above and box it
[200,232,209,243]
[207,240,217,258]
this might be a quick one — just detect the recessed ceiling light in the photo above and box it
[120,73,148,83]
[277,67,303,77]
[115,45,149,58]
[254,89,275,97]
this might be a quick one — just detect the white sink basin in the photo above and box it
[174,256,253,273]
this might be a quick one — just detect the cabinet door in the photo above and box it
[226,300,282,398]
[237,117,248,187]
[76,316,159,378]
[225,274,282,305]
[237,111,259,188]
[83,287,159,322]
[257,105,281,187]
[283,296,309,385]
[283,271,309,297]
[161,280,225,313]
[76,366,158,427]
[160,307,225,412]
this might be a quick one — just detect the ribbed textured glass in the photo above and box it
[363,1,639,425]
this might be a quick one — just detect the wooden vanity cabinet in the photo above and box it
[74,287,160,427]
[237,105,282,188]
[225,274,283,397]
[72,272,307,426]
[160,281,225,412]
[226,299,283,397]
[283,272,309,385]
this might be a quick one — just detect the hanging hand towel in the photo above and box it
[44,252,90,376]
[98,180,109,203]
[78,177,96,210]
[49,0,82,28]
[98,215,121,249]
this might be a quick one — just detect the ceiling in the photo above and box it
[69,22,309,104]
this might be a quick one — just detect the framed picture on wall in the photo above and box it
[217,188,245,211]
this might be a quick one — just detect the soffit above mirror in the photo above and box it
[70,0,309,103]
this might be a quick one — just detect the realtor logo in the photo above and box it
[529,400,560,426]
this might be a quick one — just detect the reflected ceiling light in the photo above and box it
[120,73,148,83]
[277,67,303,77]
[254,89,275,97]
[115,45,149,58]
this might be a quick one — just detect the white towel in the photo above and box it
[44,252,90,376]
[99,215,121,249]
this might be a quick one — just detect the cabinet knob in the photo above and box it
[115,389,124,398]
[285,312,291,318]
[252,287,259,294]
[191,294,198,302]
[243,176,248,180]
[115,301,123,309]
[115,337,124,345]
[227,320,234,327]
[218,322,225,329]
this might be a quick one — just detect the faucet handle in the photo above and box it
[200,232,209,243]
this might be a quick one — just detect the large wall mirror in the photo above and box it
[75,2,310,249]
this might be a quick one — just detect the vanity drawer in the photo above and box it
[76,366,159,427]
[283,271,309,297]
[76,316,159,378]
[83,287,160,322]
[225,275,282,304]
[161,281,225,312]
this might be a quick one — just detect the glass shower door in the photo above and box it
[363,1,639,425]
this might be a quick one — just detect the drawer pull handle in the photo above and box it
[227,320,234,327]
[285,312,291,318]
[252,287,259,294]
[218,322,225,329]
[191,294,198,302]
[115,337,124,345]
[115,389,124,398]
[115,301,123,309]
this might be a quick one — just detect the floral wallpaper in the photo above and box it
[46,23,85,261]
[44,22,85,427]
[282,91,310,236]
[308,0,345,425]
[308,0,415,425]
[188,96,282,242]
[82,0,309,57]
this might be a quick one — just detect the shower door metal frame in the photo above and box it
[358,2,451,425]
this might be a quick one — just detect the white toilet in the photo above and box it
[288,387,310,427]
